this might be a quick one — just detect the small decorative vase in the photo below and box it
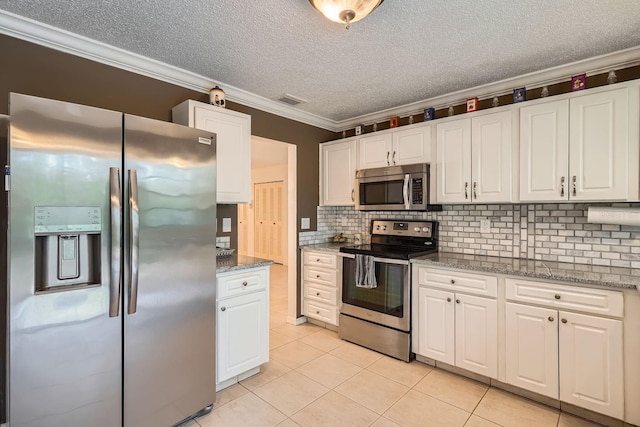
[209,86,226,108]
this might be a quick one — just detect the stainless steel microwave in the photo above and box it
[355,163,441,211]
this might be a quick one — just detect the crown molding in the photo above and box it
[1,10,639,133]
[0,10,338,131]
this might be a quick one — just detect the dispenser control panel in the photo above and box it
[35,206,101,234]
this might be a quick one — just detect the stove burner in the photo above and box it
[339,220,438,260]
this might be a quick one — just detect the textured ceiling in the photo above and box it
[1,0,640,122]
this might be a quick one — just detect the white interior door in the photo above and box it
[238,203,253,257]
[253,181,285,263]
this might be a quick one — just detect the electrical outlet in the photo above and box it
[301,217,310,229]
[480,218,491,234]
[341,217,347,226]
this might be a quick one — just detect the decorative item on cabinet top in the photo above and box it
[571,74,586,91]
[209,85,226,108]
[513,87,526,103]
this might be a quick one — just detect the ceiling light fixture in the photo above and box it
[308,0,384,30]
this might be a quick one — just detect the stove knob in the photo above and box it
[376,225,381,230]
[422,227,430,233]
[383,225,387,230]
[414,227,421,232]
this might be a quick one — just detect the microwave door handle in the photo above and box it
[403,174,410,210]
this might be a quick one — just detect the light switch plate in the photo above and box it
[480,218,491,234]
[301,217,310,229]
[222,218,231,232]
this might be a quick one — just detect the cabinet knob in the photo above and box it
[316,310,320,314]
[561,318,567,324]
[316,274,321,278]
[455,299,460,304]
[316,292,320,296]
[548,316,554,322]
[316,258,320,262]
[242,281,248,286]
[447,297,451,302]
[450,279,455,284]
[221,306,226,312]
[554,294,561,300]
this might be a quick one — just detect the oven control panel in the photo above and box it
[371,220,436,237]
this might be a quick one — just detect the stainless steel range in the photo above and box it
[338,220,438,361]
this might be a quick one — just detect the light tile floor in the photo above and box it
[191,264,602,427]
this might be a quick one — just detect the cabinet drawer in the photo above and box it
[304,300,338,325]
[416,267,497,298]
[304,282,338,305]
[304,251,338,269]
[505,278,623,317]
[304,266,338,287]
[217,268,268,299]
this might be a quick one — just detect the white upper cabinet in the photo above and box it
[437,110,513,203]
[519,99,570,201]
[520,85,639,202]
[320,138,357,206]
[570,88,629,201]
[172,100,251,203]
[358,125,432,169]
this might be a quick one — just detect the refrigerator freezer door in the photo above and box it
[8,94,122,426]
[123,115,216,427]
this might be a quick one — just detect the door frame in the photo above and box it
[244,136,298,325]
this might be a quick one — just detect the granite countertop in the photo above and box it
[412,252,640,290]
[299,242,348,253]
[216,255,274,274]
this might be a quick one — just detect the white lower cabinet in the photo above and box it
[414,267,498,379]
[505,278,624,419]
[216,266,269,389]
[301,250,340,326]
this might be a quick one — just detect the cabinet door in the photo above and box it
[194,106,251,203]
[358,133,392,169]
[519,100,569,202]
[436,119,472,203]
[505,303,559,398]
[455,294,497,378]
[392,125,432,166]
[569,88,629,201]
[217,291,269,382]
[471,111,513,202]
[559,311,623,419]
[417,287,455,365]
[320,139,357,205]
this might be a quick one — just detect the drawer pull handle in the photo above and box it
[561,318,567,324]
[450,279,455,284]
[455,299,460,304]
[242,281,248,286]
[548,316,554,322]
[446,297,451,302]
[554,294,561,300]
[221,306,226,312]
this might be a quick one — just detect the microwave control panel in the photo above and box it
[411,178,424,204]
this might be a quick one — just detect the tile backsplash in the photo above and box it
[299,203,640,268]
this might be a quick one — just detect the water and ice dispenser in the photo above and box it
[34,206,102,293]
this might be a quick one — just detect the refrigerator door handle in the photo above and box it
[128,169,140,314]
[109,167,122,317]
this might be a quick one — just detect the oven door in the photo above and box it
[340,254,410,331]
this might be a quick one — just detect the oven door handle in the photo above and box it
[403,174,410,210]
[339,252,410,266]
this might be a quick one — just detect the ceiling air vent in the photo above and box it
[277,93,307,106]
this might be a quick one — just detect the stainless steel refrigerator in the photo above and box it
[6,93,217,427]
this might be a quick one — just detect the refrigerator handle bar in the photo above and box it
[128,169,140,314]
[109,167,122,317]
